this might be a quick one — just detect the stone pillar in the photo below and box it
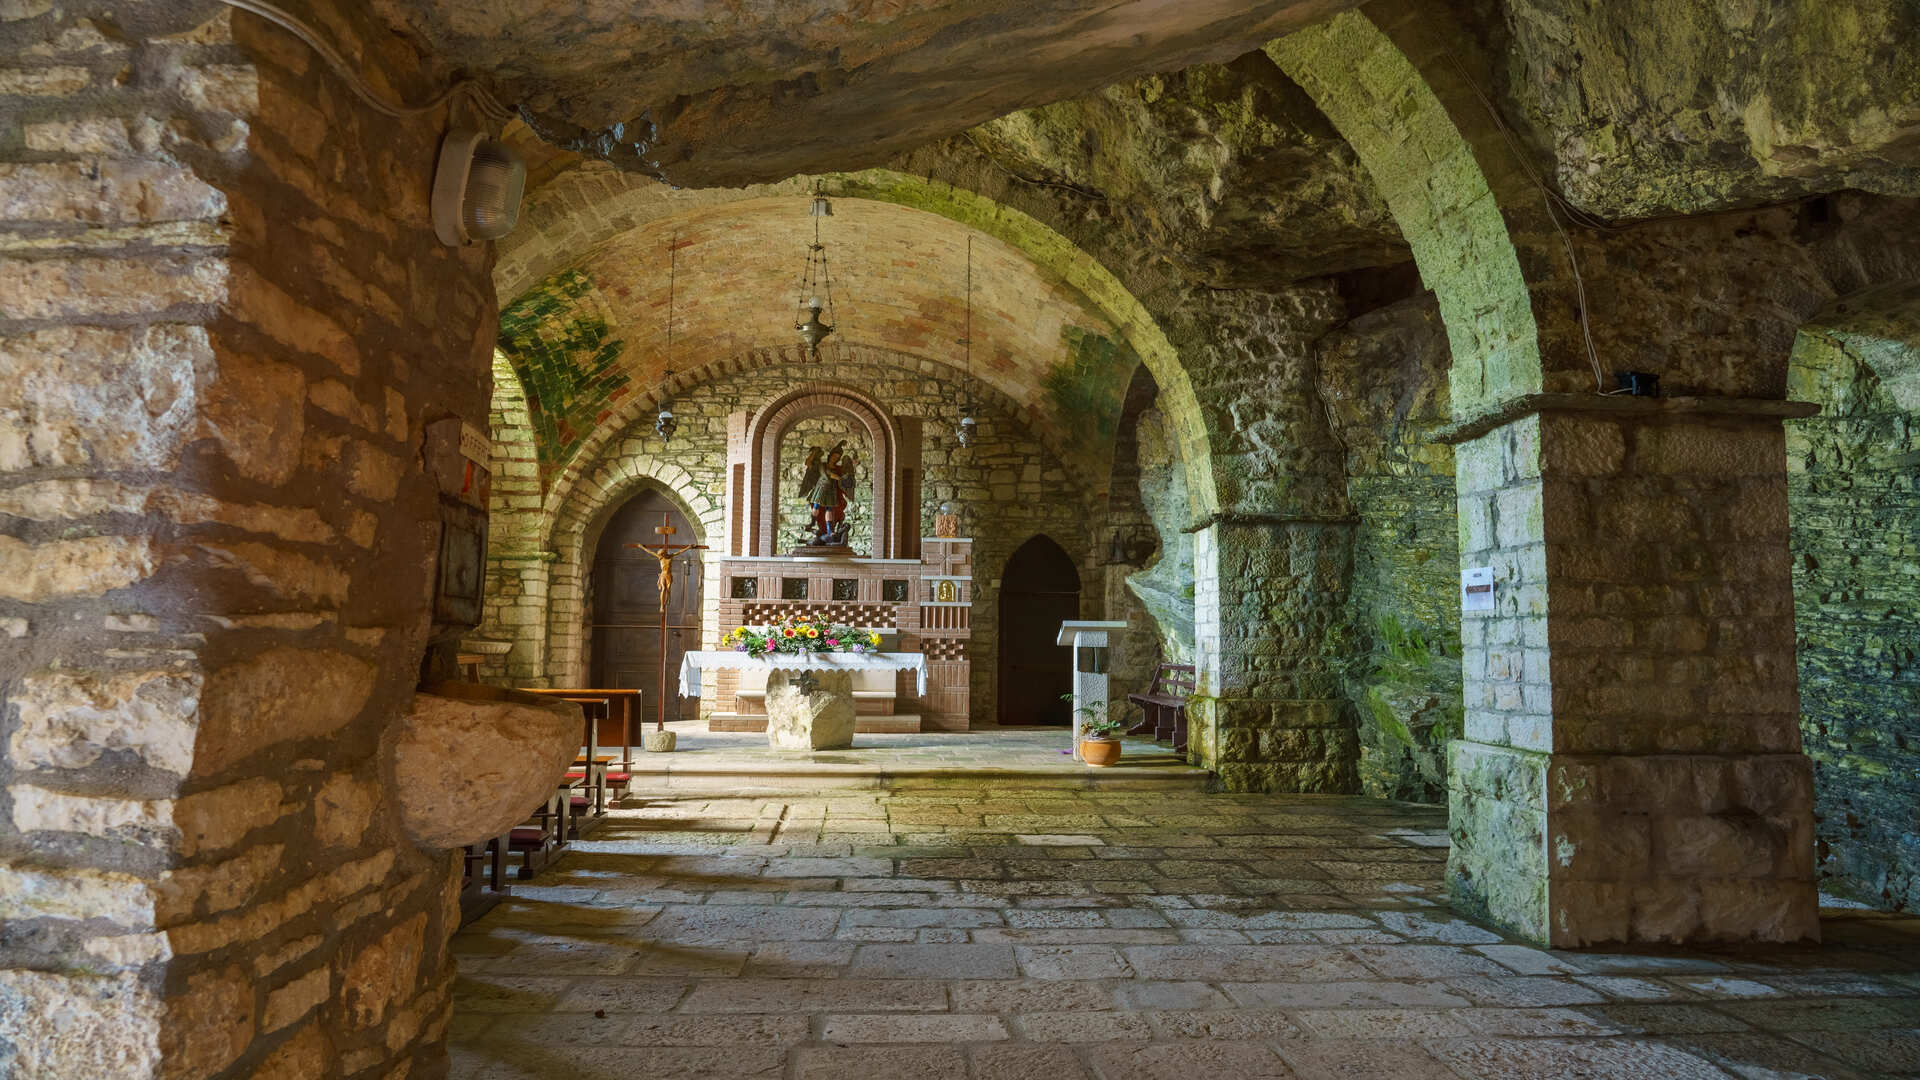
[1444,399,1820,946]
[480,549,554,685]
[1189,517,1359,793]
[0,5,497,1076]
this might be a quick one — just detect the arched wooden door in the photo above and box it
[997,535,1081,726]
[590,490,703,724]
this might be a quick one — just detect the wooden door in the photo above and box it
[997,535,1081,726]
[590,491,703,724]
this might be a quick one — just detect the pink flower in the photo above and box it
[825,638,840,648]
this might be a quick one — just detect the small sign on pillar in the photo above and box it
[1461,566,1496,612]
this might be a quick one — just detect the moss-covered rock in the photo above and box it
[1495,0,1920,218]
[963,52,1407,290]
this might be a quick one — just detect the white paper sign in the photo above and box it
[459,422,491,466]
[1461,566,1496,612]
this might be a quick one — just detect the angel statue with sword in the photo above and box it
[799,440,858,546]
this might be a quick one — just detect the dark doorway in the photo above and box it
[590,489,703,724]
[997,534,1081,726]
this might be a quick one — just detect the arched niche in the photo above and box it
[729,382,923,559]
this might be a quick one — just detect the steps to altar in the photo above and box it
[622,722,1208,793]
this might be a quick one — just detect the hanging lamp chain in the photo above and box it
[666,233,676,376]
[964,234,973,415]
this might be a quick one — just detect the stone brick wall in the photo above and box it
[1787,322,1920,912]
[1,3,495,1076]
[478,354,1099,726]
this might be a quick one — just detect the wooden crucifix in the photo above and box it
[627,514,708,732]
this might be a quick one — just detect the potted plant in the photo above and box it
[1078,711,1124,767]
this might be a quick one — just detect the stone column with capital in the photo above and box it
[1188,517,1360,793]
[1443,399,1820,947]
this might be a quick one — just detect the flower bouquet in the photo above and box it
[724,614,883,657]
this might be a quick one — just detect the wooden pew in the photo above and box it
[507,783,573,880]
[458,831,512,925]
[518,687,643,771]
[1126,663,1195,754]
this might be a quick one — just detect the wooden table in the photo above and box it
[518,687,644,768]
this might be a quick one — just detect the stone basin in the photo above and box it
[387,681,582,850]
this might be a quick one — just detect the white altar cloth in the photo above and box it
[679,651,929,698]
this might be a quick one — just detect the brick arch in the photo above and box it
[1264,5,1574,415]
[535,341,1092,553]
[543,464,720,687]
[745,383,901,558]
[494,170,1223,520]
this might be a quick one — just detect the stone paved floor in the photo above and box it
[449,784,1920,1079]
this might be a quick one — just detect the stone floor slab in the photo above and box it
[451,783,1920,1079]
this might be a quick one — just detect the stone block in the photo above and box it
[1697,879,1818,942]
[1654,813,1782,879]
[0,160,225,225]
[0,971,163,1078]
[341,915,428,1030]
[0,534,157,603]
[388,685,580,849]
[10,667,198,776]
[1634,422,1781,477]
[193,647,375,775]
[1541,415,1625,476]
[766,670,856,751]
[262,966,330,1033]
[1550,811,1651,881]
[162,963,254,1078]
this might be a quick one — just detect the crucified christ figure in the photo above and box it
[625,514,709,731]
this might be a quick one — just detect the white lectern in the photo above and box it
[1057,620,1128,761]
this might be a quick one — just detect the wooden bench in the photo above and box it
[507,783,574,880]
[518,687,643,770]
[1127,663,1195,754]
[458,830,512,926]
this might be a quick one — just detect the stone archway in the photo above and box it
[741,383,906,559]
[545,465,719,688]
[1786,280,1920,913]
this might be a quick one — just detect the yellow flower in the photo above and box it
[806,628,820,638]
[868,632,882,646]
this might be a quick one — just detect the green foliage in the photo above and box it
[496,268,629,467]
[1044,327,1133,444]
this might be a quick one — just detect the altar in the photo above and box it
[681,651,929,750]
[699,383,974,731]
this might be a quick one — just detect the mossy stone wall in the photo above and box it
[1787,326,1920,912]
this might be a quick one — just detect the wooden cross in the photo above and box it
[626,514,709,731]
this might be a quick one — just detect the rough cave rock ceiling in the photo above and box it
[380,0,1919,220]
[370,0,1362,188]
[495,194,1138,478]
[1492,0,1920,218]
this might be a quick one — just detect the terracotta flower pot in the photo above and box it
[1080,737,1122,767]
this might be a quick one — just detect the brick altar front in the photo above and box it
[710,540,973,730]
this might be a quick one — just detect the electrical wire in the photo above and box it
[213,0,516,123]
[1442,52,1610,393]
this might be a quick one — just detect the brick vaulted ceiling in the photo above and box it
[495,193,1139,478]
